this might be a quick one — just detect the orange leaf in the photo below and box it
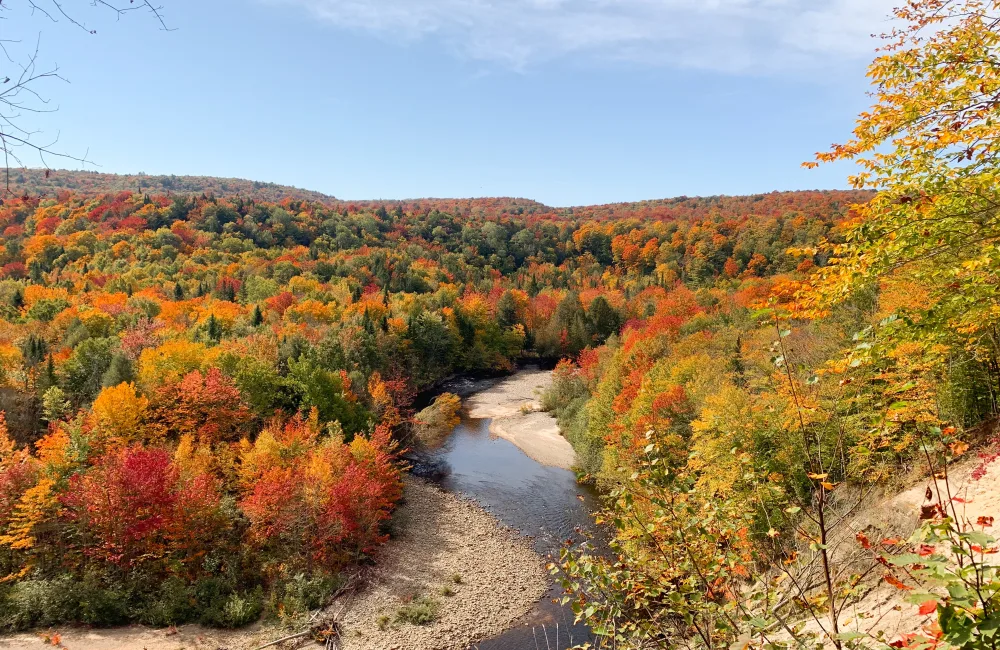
[884,573,912,590]
[918,600,937,616]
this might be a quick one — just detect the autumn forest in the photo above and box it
[3,1,1000,649]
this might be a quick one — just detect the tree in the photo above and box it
[804,0,1000,419]
[496,291,519,329]
[62,337,115,404]
[151,368,252,444]
[586,295,621,344]
[41,386,69,423]
[90,382,150,447]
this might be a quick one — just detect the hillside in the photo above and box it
[7,169,338,204]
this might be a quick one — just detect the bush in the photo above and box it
[199,584,263,628]
[395,595,440,626]
[216,591,264,628]
[270,573,340,619]
[139,577,197,627]
[0,577,82,630]
[413,393,462,447]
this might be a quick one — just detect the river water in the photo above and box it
[420,374,602,650]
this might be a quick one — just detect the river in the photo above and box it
[422,371,602,650]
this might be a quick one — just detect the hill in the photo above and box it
[7,169,338,204]
[8,169,869,225]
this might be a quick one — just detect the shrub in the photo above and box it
[394,595,440,626]
[0,576,82,630]
[139,577,197,627]
[215,591,263,628]
[270,572,340,619]
[412,393,461,447]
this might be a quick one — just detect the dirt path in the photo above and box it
[0,478,547,650]
[464,370,577,471]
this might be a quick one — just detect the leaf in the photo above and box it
[918,600,938,615]
[884,573,912,590]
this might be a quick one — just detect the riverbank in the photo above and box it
[463,369,577,471]
[338,477,547,649]
[0,477,547,650]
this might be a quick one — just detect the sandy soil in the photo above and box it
[0,479,547,650]
[0,621,268,650]
[792,445,1000,644]
[464,370,577,471]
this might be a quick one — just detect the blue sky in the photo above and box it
[10,0,893,206]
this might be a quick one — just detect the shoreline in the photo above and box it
[463,369,578,471]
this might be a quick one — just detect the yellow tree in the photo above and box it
[90,382,152,447]
[804,0,1000,415]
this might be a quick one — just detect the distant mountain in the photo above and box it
[6,169,869,222]
[8,169,337,203]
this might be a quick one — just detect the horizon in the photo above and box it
[26,168,864,209]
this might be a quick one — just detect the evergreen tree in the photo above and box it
[497,291,519,329]
[101,354,134,388]
[40,354,58,392]
[587,296,622,344]
[206,314,222,342]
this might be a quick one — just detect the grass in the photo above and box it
[394,596,440,626]
[439,585,455,597]
[451,573,462,584]
[376,614,391,630]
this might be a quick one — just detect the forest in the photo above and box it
[0,180,861,630]
[2,0,1000,648]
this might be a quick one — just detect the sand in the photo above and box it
[337,477,547,650]
[788,443,1000,645]
[463,369,578,471]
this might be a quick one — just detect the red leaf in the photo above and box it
[918,600,937,616]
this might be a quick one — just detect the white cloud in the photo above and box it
[270,0,896,72]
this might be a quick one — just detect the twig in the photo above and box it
[253,631,311,650]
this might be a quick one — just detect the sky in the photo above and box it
[7,0,895,206]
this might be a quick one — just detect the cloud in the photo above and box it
[271,0,896,72]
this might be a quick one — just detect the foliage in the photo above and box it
[413,393,462,447]
[550,3,1000,650]
[0,169,867,632]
